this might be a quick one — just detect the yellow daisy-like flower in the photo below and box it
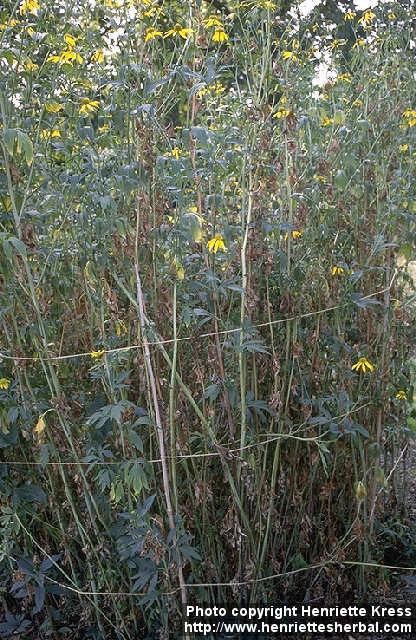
[273,109,290,119]
[60,50,83,64]
[48,50,83,65]
[40,129,61,140]
[115,319,127,337]
[284,229,303,241]
[203,15,224,28]
[358,9,376,26]
[64,33,76,48]
[321,116,334,126]
[351,357,375,374]
[45,102,64,113]
[313,174,326,183]
[25,58,39,71]
[79,99,100,116]
[282,50,297,61]
[212,28,229,43]
[352,38,366,49]
[337,73,352,83]
[170,147,182,160]
[144,27,163,42]
[207,234,226,254]
[91,50,105,64]
[0,377,11,390]
[344,10,356,20]
[399,144,409,152]
[395,390,407,401]
[164,25,194,39]
[90,349,105,359]
[403,109,416,128]
[20,0,40,15]
[331,265,344,276]
[330,39,346,50]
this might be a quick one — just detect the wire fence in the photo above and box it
[0,280,395,363]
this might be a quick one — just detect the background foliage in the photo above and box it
[0,0,415,637]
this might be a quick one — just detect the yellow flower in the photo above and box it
[399,144,409,152]
[353,38,366,49]
[176,264,185,280]
[321,116,333,126]
[48,50,84,65]
[64,33,77,48]
[115,319,127,336]
[388,12,396,20]
[403,109,416,128]
[25,58,39,71]
[207,234,226,254]
[212,28,229,43]
[91,50,105,64]
[344,10,356,20]
[20,0,40,15]
[40,129,61,139]
[330,39,346,50]
[0,18,20,29]
[352,98,363,107]
[351,357,375,374]
[0,377,11,390]
[355,481,367,501]
[282,50,297,61]
[79,99,100,116]
[358,9,376,26]
[203,15,224,28]
[60,50,83,64]
[170,147,181,160]
[273,109,290,119]
[34,414,46,438]
[142,4,164,18]
[98,123,110,133]
[90,349,105,359]
[337,73,352,83]
[45,102,64,113]
[313,174,326,183]
[395,390,407,401]
[284,230,303,241]
[144,27,163,42]
[331,265,344,276]
[164,25,194,39]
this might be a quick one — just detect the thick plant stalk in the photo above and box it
[134,203,187,612]
[239,169,253,459]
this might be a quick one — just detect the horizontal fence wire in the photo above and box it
[42,560,416,597]
[0,280,395,363]
[0,403,372,467]
[14,515,416,599]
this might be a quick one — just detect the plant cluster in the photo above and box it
[0,0,415,636]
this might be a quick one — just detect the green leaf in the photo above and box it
[3,129,33,165]
[13,484,47,505]
[9,237,27,258]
